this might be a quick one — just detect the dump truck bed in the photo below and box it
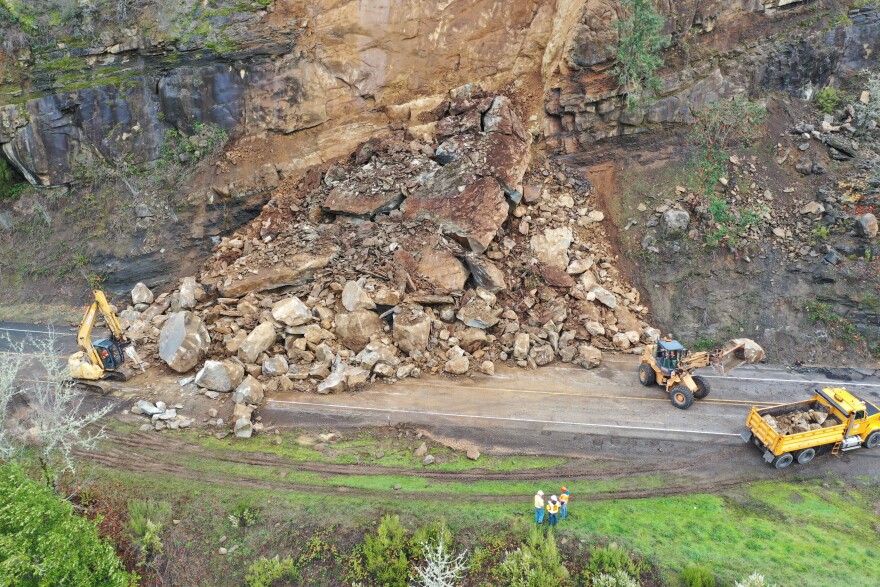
[746,399,845,457]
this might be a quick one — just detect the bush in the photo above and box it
[127,499,171,564]
[363,514,410,587]
[680,565,716,587]
[613,0,669,110]
[0,157,25,201]
[496,526,569,587]
[245,555,298,587]
[0,463,137,586]
[735,573,776,587]
[593,570,641,587]
[228,500,261,529]
[585,545,646,580]
[410,519,455,560]
[816,87,840,114]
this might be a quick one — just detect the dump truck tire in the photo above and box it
[796,448,816,464]
[638,364,656,386]
[670,386,694,410]
[864,431,880,449]
[773,453,794,469]
[692,375,710,399]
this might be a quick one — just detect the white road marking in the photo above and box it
[700,375,880,388]
[0,326,75,336]
[268,400,741,438]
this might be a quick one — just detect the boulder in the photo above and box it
[417,247,469,292]
[232,376,264,405]
[336,310,382,352]
[232,403,254,422]
[578,344,602,368]
[158,311,210,373]
[423,455,436,465]
[613,332,632,349]
[529,344,555,366]
[585,321,606,337]
[479,360,495,376]
[344,366,370,388]
[238,322,278,364]
[218,252,335,297]
[356,342,400,369]
[177,276,204,309]
[234,417,253,439]
[456,297,502,329]
[271,297,311,327]
[341,280,376,312]
[136,400,162,416]
[590,287,617,309]
[857,213,878,238]
[262,355,289,377]
[466,447,481,461]
[530,227,572,269]
[464,254,507,292]
[661,210,690,238]
[513,332,530,359]
[323,185,404,218]
[393,308,432,354]
[566,258,594,275]
[195,360,245,392]
[131,282,154,305]
[414,442,428,457]
[444,355,470,374]
[317,369,347,394]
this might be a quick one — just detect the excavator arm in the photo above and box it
[76,300,103,370]
[94,290,126,342]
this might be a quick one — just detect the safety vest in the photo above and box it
[546,501,559,514]
[534,495,544,508]
[560,492,570,504]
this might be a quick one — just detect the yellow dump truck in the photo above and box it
[742,387,880,468]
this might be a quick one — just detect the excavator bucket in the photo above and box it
[124,345,147,373]
[712,338,765,375]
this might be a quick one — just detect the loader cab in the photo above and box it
[656,339,686,375]
[94,339,124,370]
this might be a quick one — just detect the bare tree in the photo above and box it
[411,540,468,587]
[0,330,112,488]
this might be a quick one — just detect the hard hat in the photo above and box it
[561,486,567,492]
[537,490,544,495]
[550,495,557,501]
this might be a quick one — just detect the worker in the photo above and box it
[560,486,571,519]
[534,490,545,525]
[546,495,560,528]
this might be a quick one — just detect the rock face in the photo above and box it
[158,311,210,373]
[195,360,245,392]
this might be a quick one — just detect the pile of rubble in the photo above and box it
[120,88,656,436]
[762,407,839,436]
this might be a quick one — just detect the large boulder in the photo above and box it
[232,376,264,405]
[444,346,470,374]
[157,311,210,373]
[356,342,399,370]
[131,282,154,305]
[234,417,253,439]
[195,360,245,392]
[238,322,277,364]
[336,310,383,352]
[218,252,335,297]
[590,286,617,309]
[341,281,376,312]
[661,210,690,239]
[857,213,878,239]
[530,344,555,366]
[513,332,530,359]
[464,254,506,292]
[271,296,311,327]
[530,227,572,269]
[177,276,204,309]
[417,247,469,292]
[578,345,602,369]
[261,355,289,376]
[456,297,502,329]
[392,308,432,355]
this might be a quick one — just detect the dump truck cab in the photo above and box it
[743,387,880,468]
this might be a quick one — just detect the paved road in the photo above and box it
[266,356,880,444]
[0,322,78,356]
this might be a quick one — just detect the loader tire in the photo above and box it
[638,364,656,387]
[795,448,816,464]
[864,431,880,449]
[692,375,710,399]
[670,386,694,410]
[773,453,794,469]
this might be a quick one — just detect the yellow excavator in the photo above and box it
[68,290,144,386]
[638,337,765,409]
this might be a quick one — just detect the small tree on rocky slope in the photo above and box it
[613,0,669,110]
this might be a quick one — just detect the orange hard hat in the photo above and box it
[561,486,567,491]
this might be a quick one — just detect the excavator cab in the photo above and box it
[94,338,125,369]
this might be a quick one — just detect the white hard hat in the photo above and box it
[551,495,557,500]
[537,490,544,496]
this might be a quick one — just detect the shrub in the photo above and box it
[735,573,777,587]
[127,499,171,564]
[412,540,468,587]
[245,555,298,587]
[228,500,261,529]
[585,545,646,580]
[593,570,641,587]
[613,0,669,110]
[410,519,455,560]
[680,565,716,587]
[496,526,569,587]
[0,463,137,586]
[363,514,410,587]
[816,87,840,114]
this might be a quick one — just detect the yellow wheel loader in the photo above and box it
[68,290,144,388]
[638,337,765,409]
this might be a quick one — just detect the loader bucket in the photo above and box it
[712,338,765,375]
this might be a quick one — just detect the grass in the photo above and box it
[91,464,880,587]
